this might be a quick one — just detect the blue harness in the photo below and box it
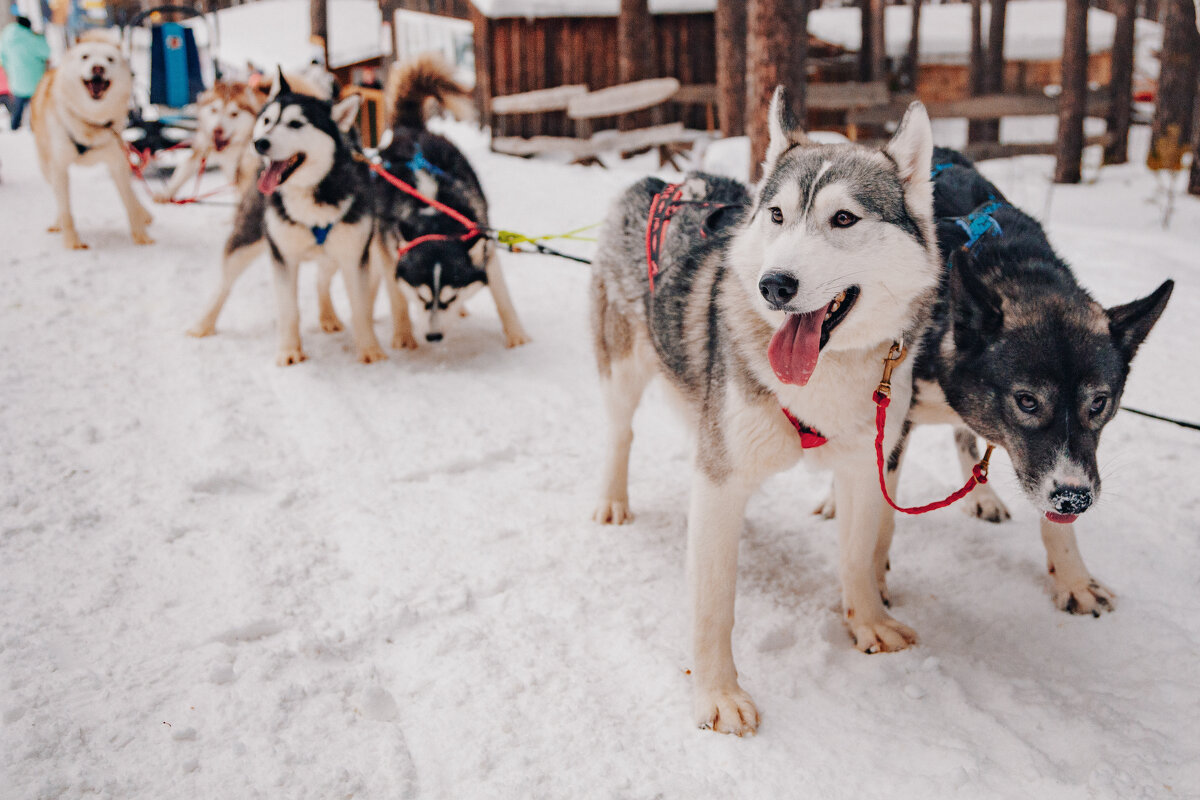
[311,224,332,245]
[405,147,448,180]
[930,160,1006,256]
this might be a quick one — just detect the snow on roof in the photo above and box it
[807,0,1160,64]
[471,0,715,19]
[206,0,384,72]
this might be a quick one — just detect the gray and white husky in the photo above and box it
[187,71,386,366]
[589,88,940,735]
[842,148,1173,616]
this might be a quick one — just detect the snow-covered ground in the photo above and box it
[1,121,1198,799]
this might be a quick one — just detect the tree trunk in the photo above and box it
[966,0,986,142]
[618,0,656,130]
[977,0,1007,142]
[1148,0,1200,170]
[1054,0,1088,184]
[717,0,747,137]
[1103,0,1136,164]
[1190,86,1200,194]
[858,0,885,82]
[790,0,811,108]
[310,0,328,66]
[748,0,798,179]
[905,0,922,92]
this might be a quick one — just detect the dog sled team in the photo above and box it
[29,30,1174,737]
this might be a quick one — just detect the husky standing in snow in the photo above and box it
[371,54,529,347]
[821,148,1173,616]
[589,88,940,734]
[30,30,153,250]
[187,70,385,366]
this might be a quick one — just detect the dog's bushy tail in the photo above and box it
[385,53,472,130]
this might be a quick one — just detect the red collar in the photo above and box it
[781,407,828,448]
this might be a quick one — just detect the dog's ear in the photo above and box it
[331,94,362,133]
[886,102,934,194]
[1107,279,1173,362]
[268,67,291,101]
[703,204,743,235]
[949,249,1003,348]
[766,86,811,165]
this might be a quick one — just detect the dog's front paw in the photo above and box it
[592,498,633,525]
[812,490,836,519]
[319,313,344,333]
[152,193,171,205]
[47,222,62,233]
[276,348,307,366]
[392,331,419,350]
[62,232,88,250]
[963,485,1011,523]
[1053,577,1116,617]
[503,327,530,348]
[848,612,918,654]
[693,685,759,736]
[357,344,388,364]
[186,323,216,338]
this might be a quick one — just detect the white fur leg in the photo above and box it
[154,152,201,203]
[50,165,86,250]
[271,257,306,366]
[372,239,417,350]
[955,428,1011,523]
[688,471,759,735]
[339,255,386,364]
[1041,518,1115,616]
[591,351,654,525]
[187,241,264,337]
[103,147,154,245]
[836,461,918,653]
[316,257,344,333]
[485,250,530,348]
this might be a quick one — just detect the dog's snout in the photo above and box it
[759,272,799,309]
[425,332,444,342]
[1050,485,1093,515]
[91,64,106,77]
[254,138,270,155]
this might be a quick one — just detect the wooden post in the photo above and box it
[1190,83,1200,195]
[1148,0,1200,171]
[310,0,329,68]
[1054,0,1088,184]
[716,0,747,137]
[859,0,885,82]
[977,0,1007,142]
[618,0,656,130]
[748,0,795,179]
[966,0,986,143]
[1103,0,1136,164]
[905,0,922,92]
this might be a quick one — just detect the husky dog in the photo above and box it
[155,74,333,204]
[371,54,529,347]
[850,148,1172,615]
[188,70,385,366]
[30,30,153,249]
[590,88,939,734]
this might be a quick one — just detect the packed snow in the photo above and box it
[1,113,1198,799]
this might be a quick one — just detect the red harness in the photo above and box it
[359,156,484,258]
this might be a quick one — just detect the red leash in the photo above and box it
[872,343,993,514]
[359,156,483,258]
[126,142,233,205]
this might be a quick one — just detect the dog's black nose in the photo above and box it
[426,332,444,342]
[759,272,799,308]
[1050,486,1093,515]
[254,138,270,155]
[92,64,105,77]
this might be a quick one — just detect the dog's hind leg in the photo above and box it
[188,240,265,337]
[271,256,306,366]
[1041,518,1115,616]
[591,338,655,525]
[370,238,417,350]
[836,457,918,654]
[483,247,530,348]
[154,153,202,204]
[955,427,1011,522]
[101,145,154,245]
[338,245,387,364]
[315,257,344,333]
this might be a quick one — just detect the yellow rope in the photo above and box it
[494,223,599,249]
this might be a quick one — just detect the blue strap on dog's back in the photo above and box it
[954,199,1005,251]
[406,147,447,179]
[930,161,954,179]
[311,224,332,245]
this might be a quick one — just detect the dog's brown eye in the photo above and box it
[831,210,859,228]
[769,207,783,225]
[1089,395,1108,415]
[1015,392,1039,413]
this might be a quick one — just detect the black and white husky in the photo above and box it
[372,54,529,348]
[187,71,385,366]
[589,88,940,734]
[887,148,1172,615]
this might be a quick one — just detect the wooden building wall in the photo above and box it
[916,53,1113,104]
[473,11,717,138]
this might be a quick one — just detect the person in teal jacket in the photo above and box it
[0,16,50,130]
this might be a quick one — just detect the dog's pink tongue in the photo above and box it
[768,307,827,386]
[257,161,288,195]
